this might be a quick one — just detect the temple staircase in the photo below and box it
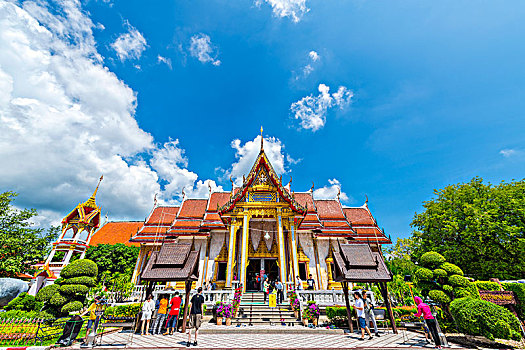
[232,292,300,326]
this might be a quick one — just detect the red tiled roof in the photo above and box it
[314,200,346,219]
[343,207,375,226]
[207,192,230,211]
[90,222,142,246]
[139,226,169,234]
[146,206,179,225]
[178,199,207,218]
[295,192,315,211]
[171,220,201,228]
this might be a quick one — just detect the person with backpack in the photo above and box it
[362,291,379,337]
[353,291,373,341]
[153,294,169,335]
[187,287,205,347]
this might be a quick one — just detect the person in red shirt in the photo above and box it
[164,292,182,335]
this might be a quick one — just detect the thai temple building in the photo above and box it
[36,136,391,293]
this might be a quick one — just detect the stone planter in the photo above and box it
[225,318,232,326]
[217,317,223,325]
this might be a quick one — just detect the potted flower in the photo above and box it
[292,298,300,319]
[301,308,309,326]
[216,301,225,325]
[307,301,320,326]
[223,303,234,326]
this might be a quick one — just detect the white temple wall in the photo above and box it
[205,232,226,283]
[298,232,318,286]
[317,238,330,290]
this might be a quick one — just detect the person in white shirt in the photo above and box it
[362,291,379,336]
[353,291,373,340]
[295,276,303,290]
[141,294,155,336]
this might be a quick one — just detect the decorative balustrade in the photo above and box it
[296,290,347,306]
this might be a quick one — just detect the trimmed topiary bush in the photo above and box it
[5,293,41,312]
[36,284,60,302]
[49,292,68,307]
[433,269,447,278]
[60,259,98,278]
[449,275,469,288]
[429,289,451,304]
[443,285,453,294]
[61,301,84,314]
[450,297,522,341]
[59,284,89,296]
[474,281,501,291]
[440,262,464,276]
[414,267,434,282]
[61,276,96,287]
[420,252,446,268]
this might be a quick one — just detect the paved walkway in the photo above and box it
[67,327,465,349]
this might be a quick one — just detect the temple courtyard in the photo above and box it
[63,327,467,350]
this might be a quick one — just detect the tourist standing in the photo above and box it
[261,272,268,292]
[153,295,168,335]
[353,291,373,341]
[263,279,270,303]
[414,296,442,349]
[141,294,155,336]
[187,287,205,347]
[306,274,315,290]
[275,280,284,304]
[80,296,102,346]
[165,292,182,335]
[295,276,303,290]
[362,291,379,337]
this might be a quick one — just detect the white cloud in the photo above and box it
[499,149,519,158]
[111,21,147,61]
[0,0,219,225]
[255,0,308,23]
[308,50,319,62]
[313,179,350,202]
[219,135,299,186]
[157,55,172,69]
[294,50,320,80]
[290,83,353,131]
[189,34,221,66]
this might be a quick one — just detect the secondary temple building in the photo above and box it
[34,138,391,293]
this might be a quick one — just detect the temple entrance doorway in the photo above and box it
[246,258,279,291]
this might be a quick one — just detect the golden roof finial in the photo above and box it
[84,175,103,208]
[260,126,264,151]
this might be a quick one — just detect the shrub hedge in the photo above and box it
[61,276,96,287]
[420,252,446,268]
[433,269,447,278]
[440,262,464,276]
[60,259,98,278]
[5,293,42,312]
[450,297,522,341]
[35,285,60,303]
[502,283,525,319]
[49,292,68,307]
[443,285,453,294]
[474,281,501,291]
[104,303,142,317]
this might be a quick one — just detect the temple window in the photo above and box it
[216,262,227,281]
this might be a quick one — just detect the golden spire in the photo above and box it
[84,175,103,208]
[260,126,264,151]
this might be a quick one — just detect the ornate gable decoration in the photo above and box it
[62,176,103,230]
[218,146,307,216]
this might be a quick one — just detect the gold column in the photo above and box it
[239,210,250,292]
[131,245,146,284]
[276,209,287,287]
[226,222,238,287]
[289,219,299,283]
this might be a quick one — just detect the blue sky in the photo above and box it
[0,0,524,240]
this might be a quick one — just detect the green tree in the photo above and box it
[0,191,59,277]
[411,177,525,280]
[85,243,139,281]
